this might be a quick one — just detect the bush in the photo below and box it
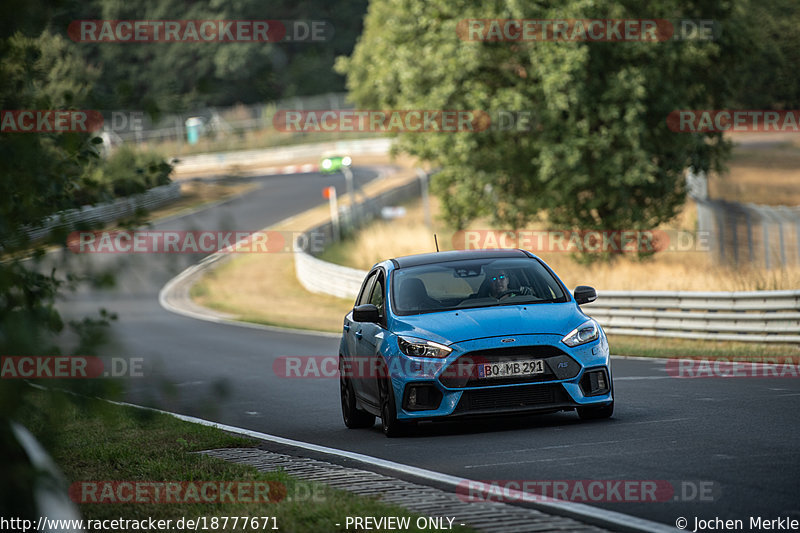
[80,147,173,206]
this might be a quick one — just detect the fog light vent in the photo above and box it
[403,384,443,411]
[580,369,610,397]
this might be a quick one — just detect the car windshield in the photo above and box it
[390,257,567,315]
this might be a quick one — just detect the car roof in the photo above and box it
[390,249,531,268]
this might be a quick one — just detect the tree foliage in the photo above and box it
[40,0,369,112]
[0,26,114,421]
[338,0,755,241]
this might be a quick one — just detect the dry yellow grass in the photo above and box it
[320,196,800,291]
[710,132,800,205]
[192,251,353,332]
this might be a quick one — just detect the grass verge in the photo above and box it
[711,133,800,205]
[608,335,799,361]
[317,195,800,292]
[191,251,353,333]
[21,387,466,533]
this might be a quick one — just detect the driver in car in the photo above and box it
[487,269,533,299]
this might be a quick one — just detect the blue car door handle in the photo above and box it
[343,324,350,331]
[355,331,363,339]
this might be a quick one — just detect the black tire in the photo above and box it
[339,358,375,429]
[577,401,614,420]
[378,374,412,438]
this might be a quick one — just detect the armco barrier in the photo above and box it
[296,245,800,343]
[587,290,800,343]
[174,138,393,176]
[20,182,181,243]
[295,253,365,300]
[293,174,422,298]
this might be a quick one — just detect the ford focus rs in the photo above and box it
[338,249,613,437]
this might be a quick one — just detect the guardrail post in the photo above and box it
[761,212,771,270]
[746,210,755,263]
[715,208,725,262]
[731,210,739,266]
[796,221,800,265]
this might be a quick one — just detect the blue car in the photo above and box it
[338,249,613,437]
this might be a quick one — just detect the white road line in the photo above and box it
[175,381,205,387]
[471,438,653,455]
[620,418,695,425]
[464,451,641,469]
[615,376,672,380]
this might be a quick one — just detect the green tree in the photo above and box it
[0,27,117,519]
[56,0,368,111]
[338,0,747,255]
[0,27,126,410]
[732,0,800,109]
[0,30,100,236]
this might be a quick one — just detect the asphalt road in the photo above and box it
[53,167,800,529]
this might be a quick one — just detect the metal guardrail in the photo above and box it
[295,221,800,343]
[295,253,365,300]
[293,174,423,298]
[19,182,181,243]
[173,138,393,175]
[586,290,800,343]
[688,169,800,268]
[104,92,350,145]
[291,166,800,344]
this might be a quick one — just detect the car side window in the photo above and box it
[368,272,385,318]
[357,272,377,307]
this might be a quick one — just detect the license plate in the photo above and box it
[478,359,544,379]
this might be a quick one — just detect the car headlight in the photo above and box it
[322,158,332,169]
[397,336,452,358]
[342,156,352,166]
[562,319,600,347]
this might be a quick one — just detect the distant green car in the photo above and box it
[320,155,352,174]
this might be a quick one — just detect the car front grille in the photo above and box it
[452,383,571,414]
[439,345,581,388]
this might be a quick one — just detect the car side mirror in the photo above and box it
[573,286,597,305]
[352,304,380,323]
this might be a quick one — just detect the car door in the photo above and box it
[356,269,387,408]
[345,271,377,399]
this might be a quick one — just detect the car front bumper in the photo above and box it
[386,333,613,421]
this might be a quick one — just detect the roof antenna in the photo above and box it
[434,234,440,252]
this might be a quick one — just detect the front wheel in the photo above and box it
[577,401,614,420]
[379,377,412,438]
[340,358,375,429]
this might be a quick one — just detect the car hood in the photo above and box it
[391,303,588,345]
